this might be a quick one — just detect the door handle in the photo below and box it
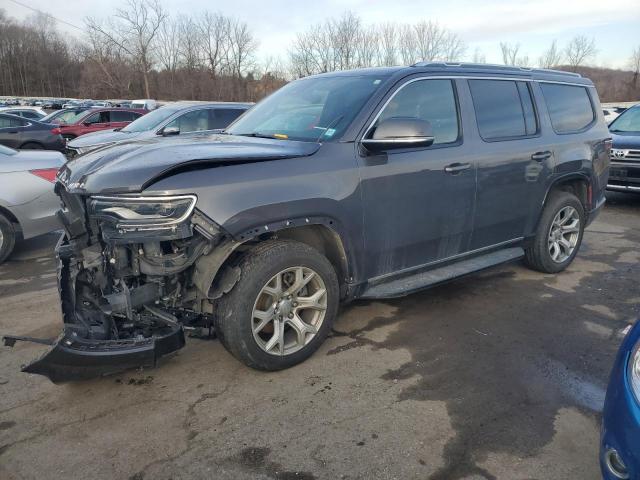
[444,162,471,174]
[531,151,552,162]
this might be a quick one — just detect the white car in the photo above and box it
[130,99,158,110]
[603,107,626,125]
[0,144,64,263]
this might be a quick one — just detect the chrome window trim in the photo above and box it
[362,75,596,142]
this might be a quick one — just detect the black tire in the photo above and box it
[524,191,585,273]
[0,214,17,265]
[20,142,44,150]
[215,240,339,370]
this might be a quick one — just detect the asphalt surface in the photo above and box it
[1,192,639,480]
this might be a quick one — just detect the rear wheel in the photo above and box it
[215,240,339,370]
[20,142,44,150]
[524,191,585,273]
[0,214,17,264]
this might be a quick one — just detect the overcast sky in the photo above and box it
[3,0,640,68]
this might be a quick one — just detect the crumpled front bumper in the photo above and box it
[12,325,185,384]
[3,234,186,383]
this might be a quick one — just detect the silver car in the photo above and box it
[66,101,251,157]
[0,145,63,263]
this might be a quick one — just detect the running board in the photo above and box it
[361,247,524,299]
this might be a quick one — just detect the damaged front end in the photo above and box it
[5,185,233,383]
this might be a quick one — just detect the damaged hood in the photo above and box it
[58,133,321,194]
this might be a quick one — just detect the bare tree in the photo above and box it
[85,0,167,98]
[199,12,230,79]
[472,47,486,64]
[565,35,597,70]
[538,40,563,69]
[500,42,529,67]
[157,17,180,96]
[630,45,640,87]
[378,23,398,66]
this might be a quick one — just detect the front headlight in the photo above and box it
[88,195,197,232]
[630,341,640,404]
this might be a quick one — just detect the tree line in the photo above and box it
[0,1,639,102]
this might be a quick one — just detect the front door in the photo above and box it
[358,78,477,280]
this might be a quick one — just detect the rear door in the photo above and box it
[110,110,138,129]
[0,115,27,148]
[82,111,111,135]
[466,78,554,249]
[358,77,477,279]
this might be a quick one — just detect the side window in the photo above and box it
[540,83,595,133]
[21,111,40,120]
[100,111,111,123]
[0,116,19,128]
[84,112,101,124]
[111,111,135,122]
[165,109,209,133]
[209,108,244,129]
[469,79,538,140]
[374,79,459,145]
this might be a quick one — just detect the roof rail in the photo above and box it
[410,62,582,78]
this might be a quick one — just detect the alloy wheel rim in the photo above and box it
[252,266,327,356]
[548,206,580,263]
[0,229,3,251]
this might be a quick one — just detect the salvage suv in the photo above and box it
[5,63,610,382]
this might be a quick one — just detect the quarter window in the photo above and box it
[209,108,245,129]
[469,79,538,140]
[0,116,23,128]
[540,83,595,133]
[111,111,137,122]
[374,79,459,145]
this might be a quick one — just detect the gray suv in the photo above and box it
[6,63,610,382]
[65,101,251,157]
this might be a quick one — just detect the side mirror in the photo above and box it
[161,126,180,136]
[361,117,435,153]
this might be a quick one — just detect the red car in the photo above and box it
[52,108,148,140]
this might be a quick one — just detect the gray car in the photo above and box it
[0,145,64,263]
[7,63,611,382]
[66,101,252,157]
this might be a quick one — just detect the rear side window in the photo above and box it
[469,80,538,140]
[374,79,459,145]
[111,111,136,122]
[209,108,245,129]
[540,83,595,133]
[0,116,23,128]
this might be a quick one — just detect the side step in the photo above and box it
[361,247,524,299]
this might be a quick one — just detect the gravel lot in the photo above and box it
[1,192,639,480]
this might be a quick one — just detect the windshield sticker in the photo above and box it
[324,128,336,137]
[373,79,381,85]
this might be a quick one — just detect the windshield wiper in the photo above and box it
[235,132,284,139]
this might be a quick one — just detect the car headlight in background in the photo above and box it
[630,341,640,404]
[88,195,197,231]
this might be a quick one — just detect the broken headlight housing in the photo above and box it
[88,195,197,239]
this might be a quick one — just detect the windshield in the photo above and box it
[609,106,640,133]
[121,107,177,133]
[41,108,88,124]
[226,75,389,141]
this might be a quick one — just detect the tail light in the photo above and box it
[604,138,613,157]
[51,127,62,135]
[30,168,59,183]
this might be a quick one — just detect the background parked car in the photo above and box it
[0,144,63,263]
[40,107,91,125]
[0,107,47,121]
[607,103,640,192]
[0,113,65,151]
[603,106,627,125]
[601,320,640,480]
[130,99,158,110]
[52,107,147,140]
[66,101,251,157]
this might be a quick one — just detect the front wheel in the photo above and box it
[215,240,339,370]
[0,213,17,264]
[524,191,585,273]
